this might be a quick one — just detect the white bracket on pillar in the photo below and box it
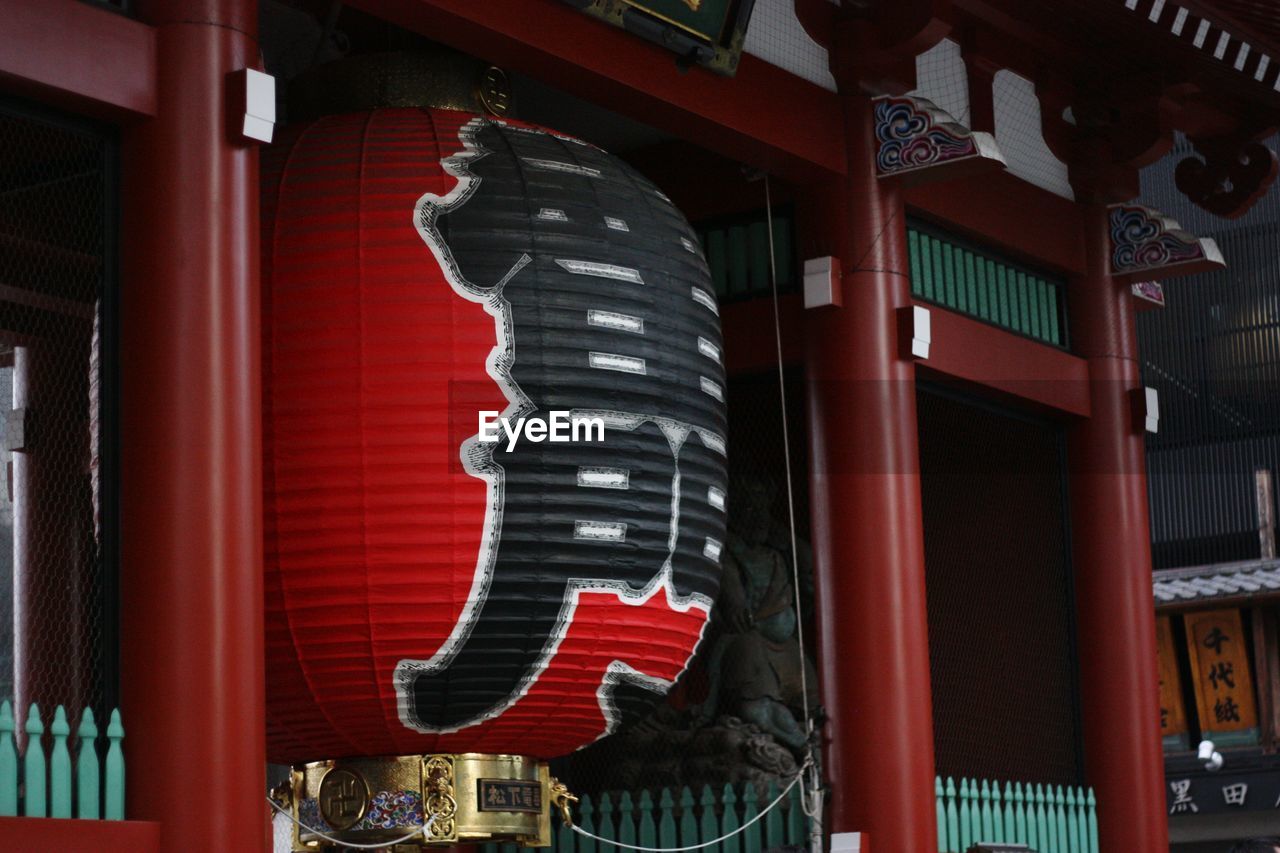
[899,305,931,360]
[236,68,276,144]
[830,831,867,853]
[911,305,931,359]
[1139,386,1160,434]
[803,256,842,309]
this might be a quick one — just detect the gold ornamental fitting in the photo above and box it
[287,753,576,851]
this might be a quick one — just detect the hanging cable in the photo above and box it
[762,177,825,853]
[761,173,813,744]
[568,761,810,852]
[267,795,438,850]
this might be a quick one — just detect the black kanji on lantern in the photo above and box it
[403,119,727,733]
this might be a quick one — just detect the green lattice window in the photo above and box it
[697,209,795,302]
[908,225,1067,347]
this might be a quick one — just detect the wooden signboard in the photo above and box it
[1185,609,1260,747]
[622,0,736,42]
[561,0,756,75]
[1157,615,1190,750]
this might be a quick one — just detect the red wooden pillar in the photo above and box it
[804,94,938,853]
[1067,204,1168,853]
[119,0,267,849]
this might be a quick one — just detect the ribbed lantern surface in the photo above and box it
[262,109,727,762]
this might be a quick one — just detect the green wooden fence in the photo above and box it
[479,775,1094,853]
[697,210,795,303]
[485,780,810,853]
[935,776,1098,853]
[0,699,126,820]
[907,226,1067,348]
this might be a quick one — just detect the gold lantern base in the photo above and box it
[276,753,577,851]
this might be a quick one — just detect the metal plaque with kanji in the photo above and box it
[1166,764,1280,815]
[1157,615,1190,750]
[477,779,543,813]
[1184,609,1259,747]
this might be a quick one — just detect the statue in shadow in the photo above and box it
[559,474,820,793]
[692,475,819,752]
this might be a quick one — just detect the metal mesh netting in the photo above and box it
[742,0,837,92]
[553,368,814,801]
[909,38,970,126]
[916,386,1083,787]
[907,36,1075,201]
[992,70,1074,201]
[1137,136,1280,569]
[0,100,113,730]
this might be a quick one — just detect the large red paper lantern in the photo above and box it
[262,108,728,763]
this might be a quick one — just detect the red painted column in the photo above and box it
[803,94,937,853]
[119,1,267,849]
[1067,204,1168,853]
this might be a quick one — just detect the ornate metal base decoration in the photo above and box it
[279,753,574,850]
[1108,204,1224,281]
[873,95,1006,185]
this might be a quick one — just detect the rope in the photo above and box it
[761,174,814,743]
[267,795,437,849]
[761,178,825,843]
[569,762,808,852]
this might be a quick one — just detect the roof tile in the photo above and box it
[1153,558,1280,607]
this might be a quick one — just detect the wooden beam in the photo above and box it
[0,0,156,120]
[953,0,1280,122]
[348,0,846,182]
[724,296,1091,417]
[0,818,161,851]
[1252,605,1280,752]
[915,303,1092,417]
[906,169,1088,278]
